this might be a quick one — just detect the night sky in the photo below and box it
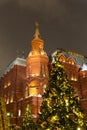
[0,0,87,77]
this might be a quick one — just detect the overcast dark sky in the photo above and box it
[0,0,87,77]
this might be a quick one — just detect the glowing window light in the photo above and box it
[18,109,21,117]
[31,73,39,77]
[8,82,11,86]
[71,61,74,65]
[7,112,10,117]
[59,58,66,62]
[71,77,73,80]
[74,77,77,81]
[10,97,13,103]
[4,85,7,88]
[6,99,9,104]
[29,88,38,96]
[71,76,77,81]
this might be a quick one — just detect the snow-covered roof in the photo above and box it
[4,57,26,75]
[82,63,87,71]
[52,49,87,69]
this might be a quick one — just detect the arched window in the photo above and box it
[59,55,66,63]
[29,80,40,96]
[67,57,75,65]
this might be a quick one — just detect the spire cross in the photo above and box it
[34,22,40,39]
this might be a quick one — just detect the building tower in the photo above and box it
[26,23,49,121]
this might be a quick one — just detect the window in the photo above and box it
[6,93,10,104]
[29,88,38,96]
[18,109,21,117]
[6,98,9,104]
[10,92,14,103]
[67,57,75,65]
[59,55,66,62]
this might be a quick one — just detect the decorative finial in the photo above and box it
[35,21,39,28]
[22,51,25,58]
[34,21,40,39]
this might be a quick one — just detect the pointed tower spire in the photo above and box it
[34,22,40,39]
[28,22,48,56]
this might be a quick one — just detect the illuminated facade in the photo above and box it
[0,58,26,124]
[26,23,49,121]
[52,49,87,114]
[0,25,87,126]
[0,24,49,125]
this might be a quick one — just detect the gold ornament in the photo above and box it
[50,115,59,123]
[46,128,50,130]
[41,121,47,128]
[64,96,69,106]
[77,126,85,130]
[47,100,53,107]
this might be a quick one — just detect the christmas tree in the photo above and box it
[21,104,36,130]
[0,97,10,130]
[37,54,87,130]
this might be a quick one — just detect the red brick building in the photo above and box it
[0,24,49,125]
[0,57,26,124]
[0,25,87,126]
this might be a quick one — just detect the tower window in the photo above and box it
[29,88,38,96]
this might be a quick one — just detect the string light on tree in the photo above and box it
[37,54,87,130]
[77,126,85,130]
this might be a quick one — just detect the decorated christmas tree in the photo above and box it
[21,104,36,130]
[37,54,87,130]
[0,97,10,130]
